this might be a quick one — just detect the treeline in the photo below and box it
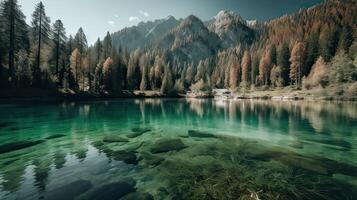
[0,0,356,96]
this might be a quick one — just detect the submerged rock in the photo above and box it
[278,155,331,175]
[77,180,136,200]
[103,135,129,143]
[112,150,138,165]
[0,122,14,129]
[0,140,45,154]
[150,138,186,153]
[120,192,154,200]
[45,134,67,140]
[307,138,352,150]
[45,180,92,200]
[188,130,217,138]
[127,129,151,138]
[140,152,164,166]
[288,141,304,149]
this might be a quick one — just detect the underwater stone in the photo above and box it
[112,150,138,165]
[188,130,217,138]
[278,155,330,175]
[0,122,14,129]
[76,181,136,200]
[103,135,129,143]
[45,134,67,140]
[120,192,154,200]
[45,180,92,200]
[127,129,151,138]
[288,141,304,149]
[140,152,164,166]
[150,138,186,153]
[0,140,45,154]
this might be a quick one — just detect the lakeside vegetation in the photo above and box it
[0,0,356,99]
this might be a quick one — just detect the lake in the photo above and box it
[0,99,356,200]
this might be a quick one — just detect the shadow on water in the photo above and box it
[0,99,356,199]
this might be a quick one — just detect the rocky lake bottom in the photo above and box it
[0,99,356,200]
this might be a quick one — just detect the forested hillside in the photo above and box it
[0,0,356,97]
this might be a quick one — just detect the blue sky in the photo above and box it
[17,0,322,45]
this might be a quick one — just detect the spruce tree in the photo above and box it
[0,0,29,83]
[52,20,67,79]
[31,1,51,86]
[305,31,319,76]
[102,32,112,60]
[278,42,290,86]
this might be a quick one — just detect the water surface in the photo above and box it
[0,99,356,199]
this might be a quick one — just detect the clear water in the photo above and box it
[0,99,356,200]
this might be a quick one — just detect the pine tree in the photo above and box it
[160,63,173,94]
[251,54,259,85]
[52,20,66,79]
[289,41,305,87]
[338,24,353,52]
[278,42,290,86]
[0,0,29,83]
[31,1,51,86]
[127,49,141,90]
[74,28,88,90]
[319,26,339,62]
[305,31,319,77]
[270,65,283,88]
[270,44,277,66]
[102,32,112,60]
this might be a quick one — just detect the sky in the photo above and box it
[17,0,323,45]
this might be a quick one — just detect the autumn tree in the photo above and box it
[259,48,271,86]
[303,56,327,88]
[102,57,114,92]
[229,56,239,90]
[241,50,251,86]
[270,65,283,88]
[70,48,81,90]
[289,41,305,87]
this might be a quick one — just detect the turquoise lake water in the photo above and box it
[0,99,356,200]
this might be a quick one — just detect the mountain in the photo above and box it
[154,15,222,62]
[111,16,180,52]
[208,10,256,47]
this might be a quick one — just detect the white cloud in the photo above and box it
[129,16,140,22]
[139,10,150,17]
[107,20,116,27]
[114,14,119,18]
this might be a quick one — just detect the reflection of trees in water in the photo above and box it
[1,99,355,194]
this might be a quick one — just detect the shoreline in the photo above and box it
[0,88,356,102]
